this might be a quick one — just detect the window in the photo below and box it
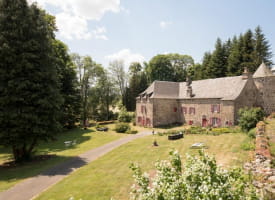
[174,107,177,112]
[211,104,220,113]
[141,106,147,114]
[146,118,151,126]
[189,120,193,125]
[181,107,187,114]
[189,107,195,115]
[211,117,221,127]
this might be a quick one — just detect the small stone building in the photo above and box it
[136,63,275,127]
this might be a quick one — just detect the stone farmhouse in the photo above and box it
[136,63,275,127]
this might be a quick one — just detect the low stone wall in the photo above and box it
[244,121,275,199]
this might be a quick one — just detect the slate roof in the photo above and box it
[141,76,248,100]
[253,63,273,78]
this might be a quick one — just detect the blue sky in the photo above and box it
[29,0,275,69]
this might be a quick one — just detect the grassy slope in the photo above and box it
[0,127,125,192]
[36,132,252,200]
[266,118,275,156]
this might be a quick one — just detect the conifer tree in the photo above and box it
[253,26,273,67]
[227,35,243,76]
[0,0,62,161]
[207,38,227,78]
[240,30,255,72]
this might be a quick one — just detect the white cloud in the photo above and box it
[28,0,121,40]
[160,21,172,29]
[106,49,145,69]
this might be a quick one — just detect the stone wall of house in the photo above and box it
[235,78,262,121]
[152,99,181,127]
[253,76,275,115]
[136,98,154,127]
[179,99,235,126]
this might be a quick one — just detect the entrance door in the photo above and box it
[202,119,207,127]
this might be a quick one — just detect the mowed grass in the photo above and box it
[0,126,126,192]
[36,132,252,200]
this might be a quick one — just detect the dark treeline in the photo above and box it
[187,26,273,80]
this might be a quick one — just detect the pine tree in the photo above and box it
[253,26,273,68]
[227,35,243,76]
[0,0,62,161]
[240,30,255,72]
[207,38,227,78]
[201,52,212,79]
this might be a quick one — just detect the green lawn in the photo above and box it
[0,127,125,192]
[36,132,252,200]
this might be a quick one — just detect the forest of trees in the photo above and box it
[0,0,273,161]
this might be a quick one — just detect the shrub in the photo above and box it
[248,128,256,138]
[241,138,255,151]
[126,129,138,134]
[238,107,265,132]
[118,107,133,123]
[114,123,130,133]
[158,129,185,136]
[130,151,258,200]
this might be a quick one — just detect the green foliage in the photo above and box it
[158,129,185,136]
[240,138,255,151]
[118,107,133,122]
[114,123,130,133]
[127,62,148,111]
[146,53,194,82]
[248,128,256,138]
[0,0,62,161]
[130,151,258,200]
[53,40,80,129]
[126,129,138,134]
[238,107,265,132]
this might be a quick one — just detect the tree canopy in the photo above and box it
[0,0,62,161]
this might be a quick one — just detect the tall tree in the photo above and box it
[109,60,128,107]
[53,40,80,129]
[227,35,243,76]
[207,38,227,78]
[0,0,62,161]
[127,62,148,111]
[71,54,96,126]
[89,66,118,120]
[147,54,193,83]
[253,26,273,68]
[240,30,255,72]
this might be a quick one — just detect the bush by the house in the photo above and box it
[126,129,138,134]
[130,150,258,200]
[118,107,133,123]
[248,128,256,138]
[157,129,185,136]
[238,107,265,132]
[114,122,130,133]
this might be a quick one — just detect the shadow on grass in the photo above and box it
[0,128,94,189]
[0,154,88,189]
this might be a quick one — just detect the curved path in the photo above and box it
[0,131,151,200]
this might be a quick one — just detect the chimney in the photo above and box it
[187,85,193,97]
[242,67,251,80]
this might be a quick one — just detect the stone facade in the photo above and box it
[136,64,275,127]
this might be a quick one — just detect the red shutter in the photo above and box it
[218,118,221,127]
[174,107,177,112]
[211,105,214,113]
[189,107,191,114]
[193,107,196,114]
[217,105,220,113]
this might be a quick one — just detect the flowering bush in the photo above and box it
[130,151,258,200]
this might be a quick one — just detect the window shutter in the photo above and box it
[211,105,214,113]
[218,118,221,126]
[189,107,191,114]
[217,105,220,113]
[193,107,196,114]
